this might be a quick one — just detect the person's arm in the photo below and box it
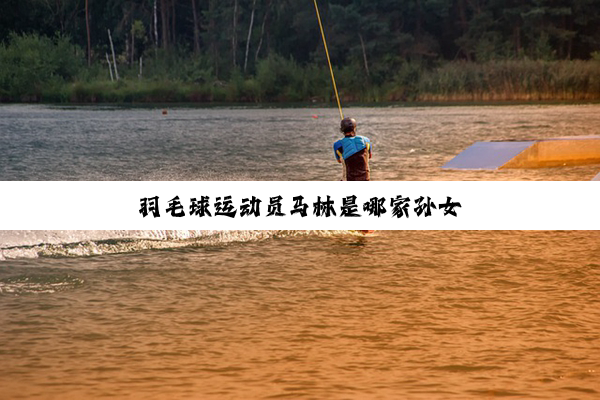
[333,142,343,163]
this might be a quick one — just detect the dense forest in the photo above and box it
[1,0,599,103]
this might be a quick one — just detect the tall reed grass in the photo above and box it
[59,59,600,104]
[416,60,600,102]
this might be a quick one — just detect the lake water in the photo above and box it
[0,104,599,399]
[1,104,600,181]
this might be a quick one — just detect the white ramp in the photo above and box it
[443,136,600,170]
[442,141,534,170]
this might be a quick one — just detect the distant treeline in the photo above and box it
[1,32,599,103]
[2,0,600,102]
[4,0,600,69]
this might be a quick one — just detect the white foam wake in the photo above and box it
[0,230,350,260]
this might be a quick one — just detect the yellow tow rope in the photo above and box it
[313,0,344,120]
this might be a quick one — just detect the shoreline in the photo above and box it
[2,99,599,108]
[3,82,598,106]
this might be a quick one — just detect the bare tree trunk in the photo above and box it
[255,0,270,63]
[153,0,159,53]
[160,0,169,49]
[139,56,143,79]
[171,0,176,46]
[125,28,130,67]
[243,0,257,72]
[208,0,219,78]
[106,53,114,81]
[131,26,135,66]
[107,29,119,80]
[85,0,91,66]
[358,33,370,77]
[191,0,200,54]
[232,0,238,67]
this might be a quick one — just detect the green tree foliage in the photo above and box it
[4,0,599,66]
[0,0,599,102]
[0,33,83,100]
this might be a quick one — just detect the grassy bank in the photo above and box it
[8,59,600,104]
[416,60,600,102]
[10,62,599,104]
[55,60,600,104]
[1,34,599,104]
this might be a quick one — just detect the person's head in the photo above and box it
[340,117,357,136]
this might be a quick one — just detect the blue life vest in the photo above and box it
[333,135,371,161]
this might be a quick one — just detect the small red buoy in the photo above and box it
[162,109,168,115]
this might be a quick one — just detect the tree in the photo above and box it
[160,0,169,49]
[243,0,257,72]
[84,0,91,66]
[2,0,600,90]
[191,0,200,54]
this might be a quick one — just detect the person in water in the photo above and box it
[333,117,372,181]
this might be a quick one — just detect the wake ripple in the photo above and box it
[0,230,350,260]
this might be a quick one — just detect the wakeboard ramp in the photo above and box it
[443,136,600,170]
